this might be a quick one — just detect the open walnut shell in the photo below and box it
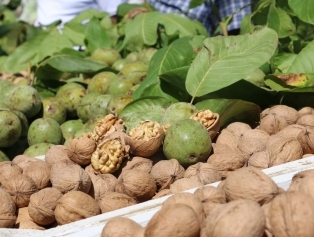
[190,110,220,140]
[125,120,164,157]
[91,135,130,174]
[91,114,125,142]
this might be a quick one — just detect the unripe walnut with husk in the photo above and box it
[67,133,96,166]
[98,191,137,213]
[28,187,63,226]
[145,203,200,237]
[150,159,185,191]
[23,160,51,190]
[0,174,37,208]
[91,114,125,142]
[54,190,101,225]
[184,162,221,185]
[201,199,265,237]
[0,188,17,228]
[223,166,280,205]
[125,120,164,157]
[91,135,130,174]
[263,191,314,237]
[190,109,220,140]
[101,216,144,237]
[169,178,203,194]
[116,169,156,202]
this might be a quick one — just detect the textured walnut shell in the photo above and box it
[215,129,240,151]
[150,159,185,190]
[152,189,171,199]
[12,155,39,170]
[277,124,306,139]
[45,145,73,167]
[259,113,288,135]
[0,161,22,179]
[98,192,137,213]
[50,159,76,178]
[116,169,156,202]
[163,192,205,224]
[0,188,17,228]
[297,114,314,127]
[194,186,226,217]
[169,178,203,194]
[88,173,117,201]
[23,160,51,190]
[28,187,63,225]
[67,134,96,166]
[248,149,271,169]
[184,162,221,185]
[237,135,266,161]
[125,120,165,157]
[207,144,246,178]
[54,190,101,225]
[298,107,314,117]
[0,174,37,208]
[225,122,252,138]
[122,156,153,173]
[267,137,303,167]
[144,204,200,237]
[297,127,314,154]
[224,166,280,205]
[101,216,144,237]
[50,164,91,194]
[190,110,220,140]
[263,191,314,237]
[261,105,299,125]
[287,169,314,199]
[202,199,265,237]
[242,128,270,144]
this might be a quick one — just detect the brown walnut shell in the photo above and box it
[242,128,270,144]
[23,160,51,190]
[223,166,280,205]
[184,162,221,185]
[298,107,314,117]
[88,173,117,201]
[215,129,240,151]
[225,122,251,138]
[97,191,137,213]
[259,114,288,135]
[169,178,203,194]
[152,189,171,199]
[150,159,185,190]
[202,199,265,237]
[115,169,156,202]
[237,136,266,161]
[12,155,39,170]
[248,149,271,169]
[101,216,144,237]
[28,187,63,226]
[297,126,314,154]
[297,114,314,127]
[261,105,299,125]
[121,156,153,174]
[0,188,17,228]
[263,191,314,237]
[50,159,76,178]
[54,190,101,225]
[44,145,73,167]
[0,161,22,179]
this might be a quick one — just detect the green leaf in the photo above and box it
[240,15,255,35]
[186,27,278,99]
[195,99,262,128]
[273,53,297,72]
[189,0,206,8]
[85,17,111,53]
[267,3,295,38]
[288,0,314,25]
[265,73,314,90]
[285,40,314,73]
[132,37,194,101]
[119,96,172,131]
[159,66,190,91]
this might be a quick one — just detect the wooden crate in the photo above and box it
[1,155,314,237]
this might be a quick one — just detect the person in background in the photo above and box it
[146,0,252,36]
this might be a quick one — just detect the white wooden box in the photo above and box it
[1,155,314,237]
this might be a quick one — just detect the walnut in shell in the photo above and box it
[184,162,221,185]
[12,155,39,170]
[50,159,76,178]
[67,133,96,166]
[287,169,314,199]
[215,129,239,151]
[125,120,165,157]
[297,114,314,127]
[115,169,156,202]
[298,106,314,117]
[202,199,265,237]
[88,173,117,201]
[237,136,266,162]
[259,113,288,135]
[101,216,144,237]
[263,191,314,237]
[98,192,137,213]
[54,190,100,225]
[248,149,271,169]
[150,159,185,190]
[23,160,51,190]
[121,156,153,173]
[44,145,73,167]
[28,187,63,226]
[50,164,91,194]
[223,166,280,205]
[261,105,299,125]
[190,110,220,139]
[0,174,37,208]
[169,178,203,194]
[144,204,200,237]
[91,136,130,174]
[297,126,314,154]
[225,122,251,138]
[0,161,22,179]
[152,189,171,199]
[0,188,17,228]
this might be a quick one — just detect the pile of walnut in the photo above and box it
[0,105,313,230]
[101,167,314,237]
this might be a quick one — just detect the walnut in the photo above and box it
[169,178,203,194]
[98,192,137,213]
[152,189,171,199]
[248,149,271,169]
[101,216,144,237]
[190,109,220,139]
[125,120,164,157]
[0,161,22,179]
[121,156,153,173]
[44,145,73,168]
[0,188,17,228]
[12,155,39,170]
[184,162,221,185]
[23,160,51,190]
